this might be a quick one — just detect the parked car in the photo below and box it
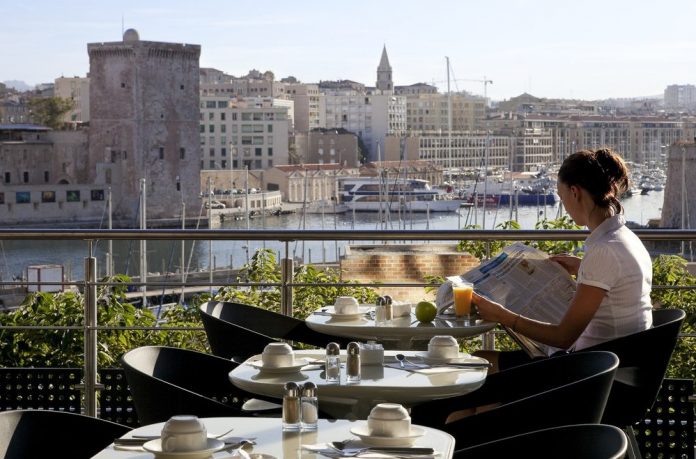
[205,200,226,209]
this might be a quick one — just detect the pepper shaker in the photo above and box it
[384,296,393,323]
[300,382,318,431]
[282,382,301,431]
[325,342,341,383]
[346,342,361,383]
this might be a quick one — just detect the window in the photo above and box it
[206,101,216,108]
[4,172,10,183]
[16,191,30,203]
[66,190,80,202]
[221,112,226,121]
[23,171,28,183]
[253,136,264,145]
[232,113,237,120]
[159,147,164,159]
[180,147,186,159]
[209,125,215,133]
[221,160,227,168]
[41,191,55,203]
[209,148,215,156]
[255,147,262,156]
[242,136,252,145]
[200,125,205,133]
[44,171,49,183]
[217,101,227,108]
[268,124,273,133]
[253,113,263,121]
[91,190,105,201]
[208,112,214,120]
[242,125,253,133]
[241,113,252,121]
[253,125,264,133]
[268,147,273,156]
[268,159,273,167]
[318,148,323,155]
[254,160,262,168]
[221,124,226,133]
[209,160,215,168]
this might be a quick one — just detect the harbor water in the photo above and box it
[0,191,665,282]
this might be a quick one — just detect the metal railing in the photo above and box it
[0,227,695,417]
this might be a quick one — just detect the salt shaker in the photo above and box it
[384,296,393,323]
[375,297,389,325]
[325,342,341,383]
[300,382,318,431]
[346,342,361,383]
[282,382,301,431]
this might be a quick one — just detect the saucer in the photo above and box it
[349,424,425,447]
[414,351,473,364]
[248,358,310,374]
[328,311,368,321]
[143,438,225,459]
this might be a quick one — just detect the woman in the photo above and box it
[474,148,653,371]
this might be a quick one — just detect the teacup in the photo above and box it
[367,403,411,437]
[161,415,207,452]
[334,296,359,315]
[428,335,459,359]
[261,342,295,368]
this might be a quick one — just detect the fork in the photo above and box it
[329,441,434,456]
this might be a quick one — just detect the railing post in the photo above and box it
[83,250,98,417]
[281,257,294,317]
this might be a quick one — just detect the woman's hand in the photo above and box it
[549,254,581,276]
[472,291,509,323]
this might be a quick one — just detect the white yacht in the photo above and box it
[339,178,462,212]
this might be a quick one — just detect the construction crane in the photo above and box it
[431,77,493,100]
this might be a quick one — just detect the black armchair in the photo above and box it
[454,423,627,459]
[0,409,131,459]
[410,351,619,449]
[199,300,351,361]
[578,308,686,458]
[121,345,279,425]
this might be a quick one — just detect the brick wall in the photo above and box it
[340,244,479,302]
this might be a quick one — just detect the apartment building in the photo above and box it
[54,76,90,123]
[405,92,485,132]
[294,128,360,167]
[664,84,696,110]
[200,95,290,171]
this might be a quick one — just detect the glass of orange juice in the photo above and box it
[452,280,474,320]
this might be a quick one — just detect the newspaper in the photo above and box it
[435,242,577,357]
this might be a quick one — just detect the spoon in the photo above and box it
[395,353,407,368]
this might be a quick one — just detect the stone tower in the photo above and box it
[661,141,696,229]
[87,29,201,222]
[376,45,393,93]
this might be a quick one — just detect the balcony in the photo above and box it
[0,227,694,456]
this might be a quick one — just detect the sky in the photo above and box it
[3,0,696,101]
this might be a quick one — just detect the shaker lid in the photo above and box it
[284,381,300,396]
[326,342,340,355]
[347,341,360,355]
[302,381,317,396]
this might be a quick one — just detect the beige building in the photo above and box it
[284,82,321,132]
[405,92,485,132]
[360,160,444,186]
[54,76,90,123]
[294,128,360,167]
[264,163,360,203]
[200,95,291,171]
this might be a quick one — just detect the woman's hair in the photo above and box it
[558,148,629,215]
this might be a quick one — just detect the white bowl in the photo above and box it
[428,335,459,359]
[334,297,359,314]
[261,343,295,368]
[161,415,207,452]
[367,403,411,437]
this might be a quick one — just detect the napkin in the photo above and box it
[391,302,412,318]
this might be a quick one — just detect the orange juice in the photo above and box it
[452,283,473,317]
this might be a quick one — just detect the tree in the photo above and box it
[28,96,74,129]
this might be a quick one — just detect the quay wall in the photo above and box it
[340,244,479,302]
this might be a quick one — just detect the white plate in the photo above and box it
[350,424,425,447]
[325,305,372,321]
[143,438,225,459]
[248,358,311,374]
[414,351,478,364]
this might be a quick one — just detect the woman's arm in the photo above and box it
[473,283,606,350]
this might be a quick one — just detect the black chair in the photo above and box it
[454,423,627,459]
[199,300,352,361]
[0,409,131,459]
[121,345,279,425]
[410,351,619,450]
[578,308,686,458]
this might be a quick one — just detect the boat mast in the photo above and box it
[446,56,453,190]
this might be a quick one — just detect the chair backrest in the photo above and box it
[199,301,277,360]
[579,308,686,427]
[454,423,628,459]
[413,351,619,449]
[0,409,131,459]
[199,301,351,360]
[121,346,252,425]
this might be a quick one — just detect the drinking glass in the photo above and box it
[452,280,474,321]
